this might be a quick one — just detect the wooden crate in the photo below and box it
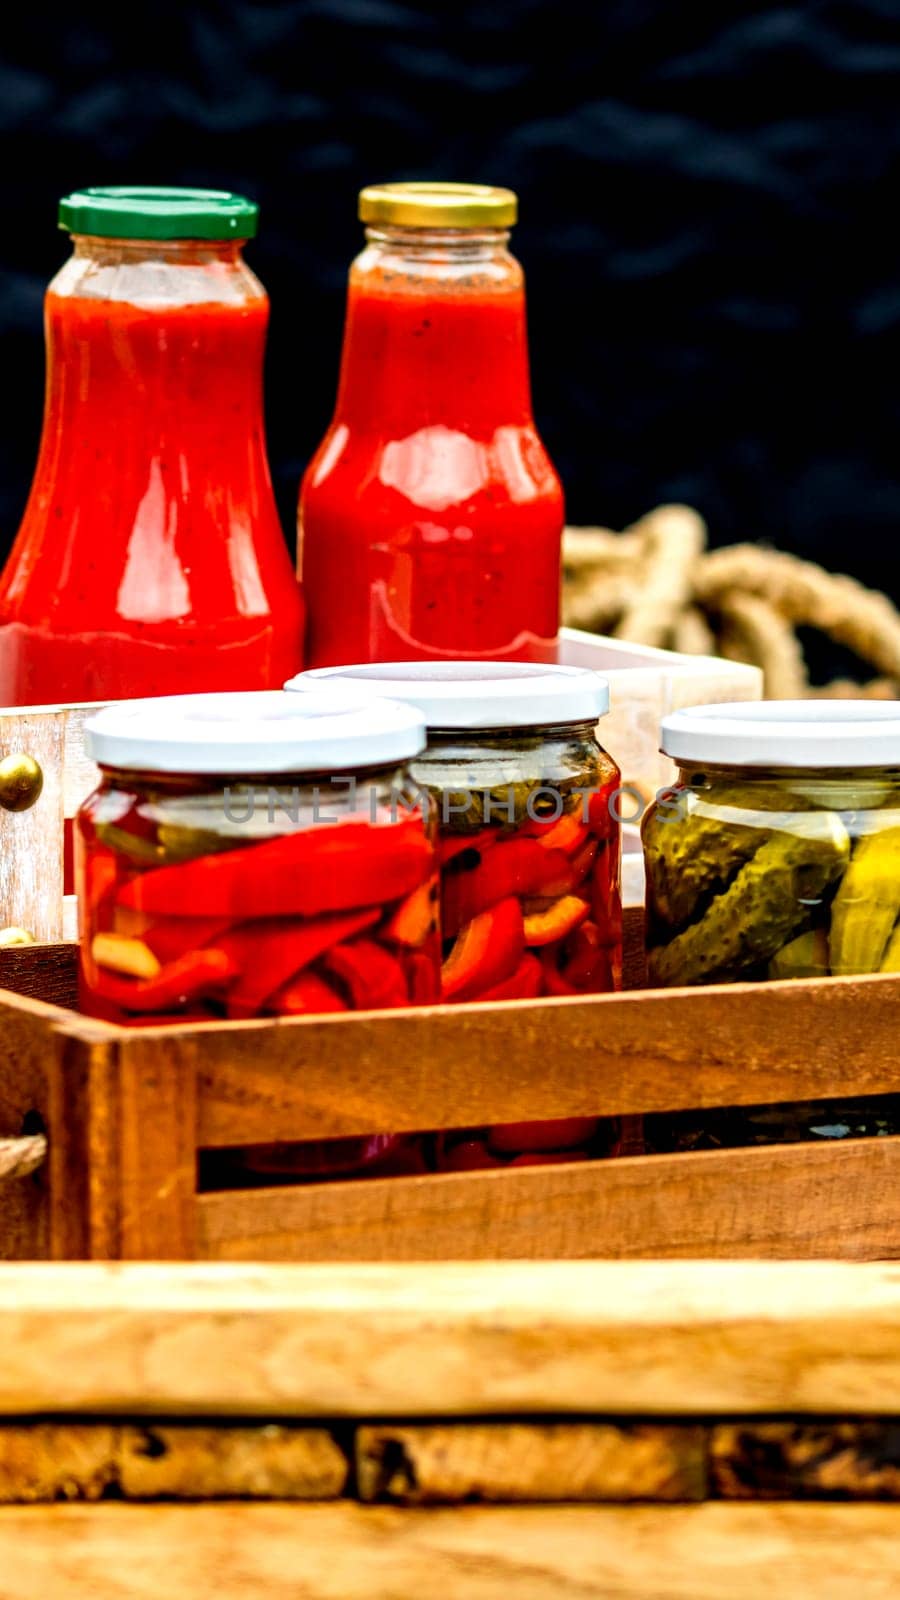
[0,1259,898,1597]
[1,907,898,1263]
[0,628,761,940]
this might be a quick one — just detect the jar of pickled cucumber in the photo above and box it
[642,700,900,987]
[287,661,625,1165]
[77,689,440,1178]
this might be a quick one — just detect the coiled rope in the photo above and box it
[563,505,900,699]
[0,1134,47,1181]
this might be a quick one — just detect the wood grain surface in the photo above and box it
[46,1028,196,1260]
[179,970,900,1146]
[0,942,78,1009]
[710,1421,900,1500]
[356,1422,707,1503]
[198,1135,900,1262]
[0,992,58,1260]
[0,1422,348,1502]
[0,1261,898,1418]
[1,1502,897,1599]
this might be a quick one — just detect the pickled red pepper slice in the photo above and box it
[475,952,543,1002]
[117,817,432,918]
[220,910,380,1018]
[90,948,239,1013]
[439,828,497,866]
[441,897,525,1002]
[270,970,348,1015]
[520,811,589,854]
[321,939,409,1009]
[442,839,573,937]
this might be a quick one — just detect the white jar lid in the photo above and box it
[84,690,426,774]
[285,661,610,730]
[661,700,900,768]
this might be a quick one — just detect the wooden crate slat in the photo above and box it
[196,1135,900,1263]
[0,706,67,941]
[46,1028,197,1261]
[0,992,60,1261]
[0,1421,348,1503]
[355,1421,707,1503]
[0,1261,899,1418]
[170,971,900,1145]
[710,1422,900,1501]
[0,1502,897,1598]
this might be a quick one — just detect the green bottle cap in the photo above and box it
[58,186,259,241]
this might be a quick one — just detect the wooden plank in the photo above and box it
[181,970,900,1147]
[0,993,57,1261]
[197,1136,900,1263]
[46,1030,197,1260]
[0,943,79,1009]
[0,1423,117,1503]
[711,1422,900,1500]
[1,1503,899,1598]
[0,1422,347,1502]
[0,706,66,939]
[356,1422,706,1503]
[0,1261,899,1417]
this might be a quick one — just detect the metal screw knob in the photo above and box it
[0,753,44,812]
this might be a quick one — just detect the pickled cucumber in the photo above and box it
[768,927,830,981]
[648,814,850,986]
[642,784,820,930]
[830,826,900,975]
[880,922,900,973]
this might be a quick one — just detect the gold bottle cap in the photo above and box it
[358,182,517,229]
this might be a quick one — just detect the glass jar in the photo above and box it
[77,691,439,1175]
[642,701,900,986]
[298,182,564,666]
[288,662,624,1164]
[0,187,305,705]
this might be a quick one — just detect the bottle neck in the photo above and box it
[333,225,535,434]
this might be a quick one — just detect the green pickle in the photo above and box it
[644,746,900,986]
[647,812,849,987]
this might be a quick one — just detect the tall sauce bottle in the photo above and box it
[0,187,304,703]
[299,183,563,665]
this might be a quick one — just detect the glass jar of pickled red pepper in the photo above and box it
[642,701,900,987]
[77,690,440,1179]
[288,662,624,1166]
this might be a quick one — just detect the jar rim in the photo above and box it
[661,699,900,768]
[286,661,610,728]
[84,691,426,774]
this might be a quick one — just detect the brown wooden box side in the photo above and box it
[1,1260,899,1419]
[197,1134,900,1263]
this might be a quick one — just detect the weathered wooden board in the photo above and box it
[0,1422,347,1502]
[710,1422,900,1500]
[356,1422,707,1503]
[197,1135,900,1263]
[46,1027,197,1261]
[178,970,900,1145]
[1,1502,898,1598]
[0,1262,899,1418]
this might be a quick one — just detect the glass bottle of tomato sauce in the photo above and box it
[299,182,564,666]
[0,187,305,704]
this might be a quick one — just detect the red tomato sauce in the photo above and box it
[300,272,563,665]
[0,292,304,704]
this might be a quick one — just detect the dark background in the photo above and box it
[3,0,900,605]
